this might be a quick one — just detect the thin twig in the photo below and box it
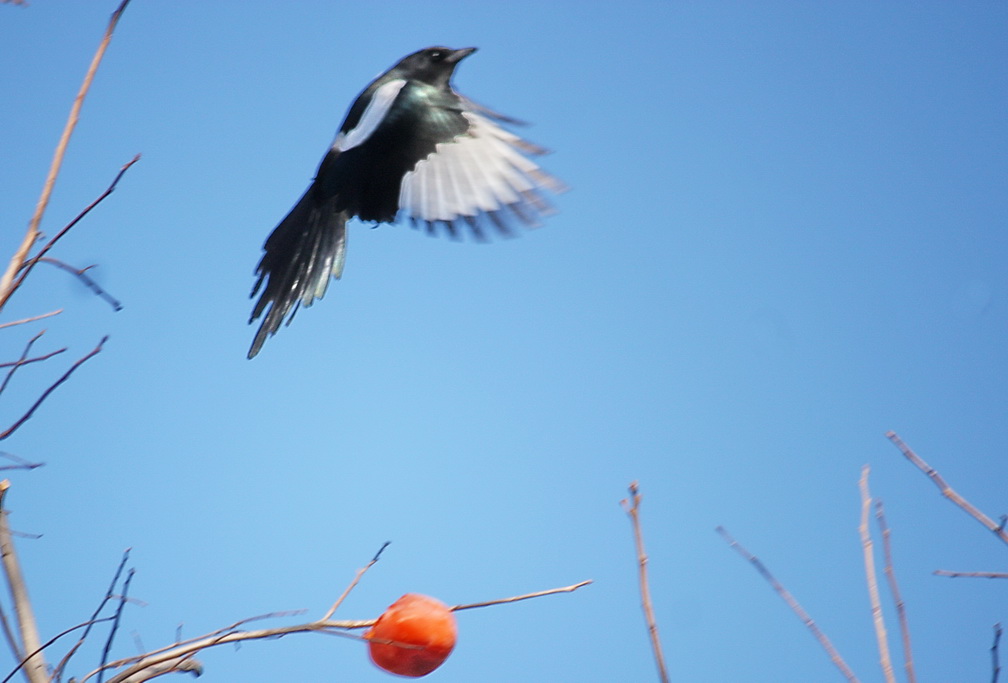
[874,500,915,683]
[620,481,669,683]
[0,455,41,473]
[993,623,1003,683]
[716,526,860,682]
[37,258,123,311]
[0,481,46,683]
[933,570,1008,579]
[0,606,22,674]
[450,580,593,612]
[886,432,1008,547]
[0,348,67,371]
[0,330,48,395]
[2,617,115,683]
[52,549,132,683]
[859,467,895,683]
[321,541,389,621]
[0,336,107,441]
[0,0,133,312]
[0,311,61,330]
[98,568,135,683]
[83,579,590,683]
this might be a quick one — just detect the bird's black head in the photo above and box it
[392,46,477,88]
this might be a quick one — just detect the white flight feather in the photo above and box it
[333,79,407,152]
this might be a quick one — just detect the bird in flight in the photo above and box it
[248,46,564,358]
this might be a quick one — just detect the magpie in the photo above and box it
[247,46,564,358]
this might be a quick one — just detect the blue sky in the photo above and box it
[1,1,1007,681]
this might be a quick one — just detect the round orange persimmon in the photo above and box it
[365,593,457,677]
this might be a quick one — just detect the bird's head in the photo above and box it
[393,46,477,88]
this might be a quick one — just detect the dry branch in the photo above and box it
[0,0,133,312]
[994,623,1003,683]
[0,311,61,331]
[0,481,46,683]
[874,500,915,683]
[859,467,895,683]
[36,259,123,311]
[0,336,107,441]
[933,570,1008,579]
[620,482,669,683]
[716,526,860,682]
[886,432,1008,547]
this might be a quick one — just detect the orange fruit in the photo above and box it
[365,593,457,677]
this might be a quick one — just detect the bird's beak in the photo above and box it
[445,47,477,64]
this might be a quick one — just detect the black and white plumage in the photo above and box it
[248,46,564,358]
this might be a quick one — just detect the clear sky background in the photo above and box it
[1,2,1007,681]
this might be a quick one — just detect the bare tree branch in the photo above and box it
[886,432,1008,547]
[0,336,107,441]
[874,500,915,683]
[859,467,895,683]
[53,549,132,683]
[0,0,134,312]
[716,526,860,682]
[80,579,590,683]
[321,541,389,621]
[994,623,1003,683]
[0,330,58,395]
[933,570,1008,579]
[1,616,115,683]
[620,481,669,683]
[0,311,61,331]
[98,569,135,683]
[37,259,122,312]
[0,481,46,683]
[0,453,42,472]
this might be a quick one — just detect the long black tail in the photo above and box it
[248,190,348,358]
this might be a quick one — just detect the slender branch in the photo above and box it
[0,606,22,672]
[933,570,1008,579]
[0,481,46,683]
[1,617,114,683]
[0,454,41,473]
[874,500,915,683]
[0,0,133,312]
[0,331,47,395]
[994,623,1003,683]
[52,549,132,683]
[37,259,122,311]
[886,432,1008,547]
[0,336,107,441]
[450,580,593,612]
[620,481,669,683]
[859,467,895,683]
[0,311,61,330]
[83,579,590,683]
[98,568,135,683]
[321,541,389,621]
[0,348,67,372]
[716,526,860,682]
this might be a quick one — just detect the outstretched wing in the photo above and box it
[397,108,566,240]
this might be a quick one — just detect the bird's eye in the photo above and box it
[429,50,444,61]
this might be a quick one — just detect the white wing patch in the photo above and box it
[397,112,565,238]
[333,79,407,152]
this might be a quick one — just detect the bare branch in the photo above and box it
[321,541,389,621]
[37,259,122,311]
[886,431,1008,547]
[0,349,67,372]
[0,311,61,330]
[0,481,46,683]
[859,467,895,683]
[52,549,132,683]
[82,579,589,683]
[0,330,59,395]
[933,570,1008,579]
[0,455,41,473]
[619,481,669,683]
[450,580,593,612]
[1,616,114,683]
[716,526,860,682]
[98,568,135,683]
[0,0,134,312]
[0,336,107,441]
[0,607,22,673]
[874,500,915,683]
[994,623,1003,683]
